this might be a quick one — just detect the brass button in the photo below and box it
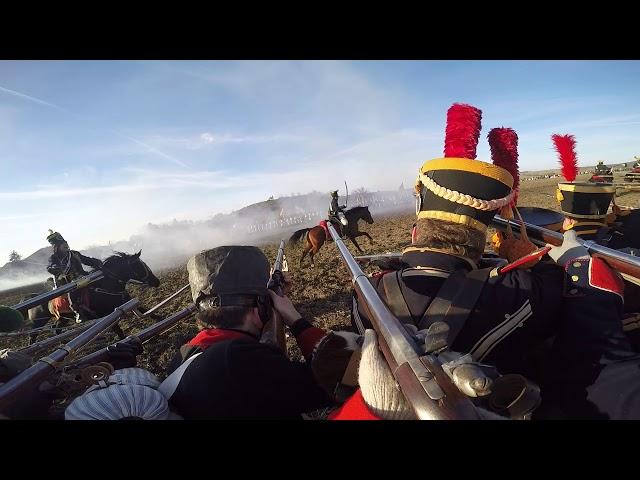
[573,262,581,268]
[572,275,579,282]
[569,288,578,295]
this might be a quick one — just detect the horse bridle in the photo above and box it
[100,256,152,287]
[126,257,153,285]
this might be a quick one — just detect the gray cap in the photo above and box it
[187,246,270,307]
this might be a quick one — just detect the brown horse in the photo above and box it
[288,206,374,267]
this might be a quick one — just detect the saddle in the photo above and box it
[50,288,91,314]
[321,219,343,239]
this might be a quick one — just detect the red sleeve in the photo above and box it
[328,389,381,420]
[294,326,327,360]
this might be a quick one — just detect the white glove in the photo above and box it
[358,329,415,420]
[546,230,590,267]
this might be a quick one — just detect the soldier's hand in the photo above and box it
[106,338,143,370]
[358,329,415,420]
[268,290,302,327]
[546,230,590,267]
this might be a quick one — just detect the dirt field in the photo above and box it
[3,173,640,378]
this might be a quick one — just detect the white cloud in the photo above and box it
[200,132,214,144]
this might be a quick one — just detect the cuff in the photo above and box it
[328,389,381,420]
[564,257,624,300]
[290,318,326,360]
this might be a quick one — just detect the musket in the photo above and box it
[18,284,192,355]
[11,270,104,314]
[72,304,198,368]
[327,223,481,420]
[18,318,101,356]
[260,240,287,352]
[135,283,190,318]
[492,215,640,281]
[355,253,403,267]
[0,298,139,413]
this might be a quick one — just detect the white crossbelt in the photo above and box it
[158,352,203,400]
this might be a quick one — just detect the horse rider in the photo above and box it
[329,190,348,235]
[46,230,103,322]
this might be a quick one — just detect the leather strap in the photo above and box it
[382,271,413,324]
[418,268,492,346]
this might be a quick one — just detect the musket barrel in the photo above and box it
[492,215,640,280]
[11,270,105,313]
[261,240,287,351]
[19,319,100,356]
[72,304,198,368]
[327,223,480,420]
[140,283,190,317]
[0,298,139,413]
[21,284,192,354]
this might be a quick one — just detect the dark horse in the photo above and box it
[27,251,160,344]
[288,206,374,267]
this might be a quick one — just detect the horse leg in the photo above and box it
[300,247,309,267]
[362,232,374,244]
[111,324,126,340]
[349,236,365,254]
[29,314,50,345]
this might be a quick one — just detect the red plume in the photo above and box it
[444,103,482,159]
[488,128,519,198]
[552,134,578,182]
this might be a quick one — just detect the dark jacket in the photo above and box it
[47,250,102,284]
[353,248,565,375]
[167,319,333,419]
[330,196,345,214]
[538,256,640,419]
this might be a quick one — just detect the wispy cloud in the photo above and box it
[146,131,305,151]
[0,83,189,168]
[0,85,70,113]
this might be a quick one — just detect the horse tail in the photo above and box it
[288,228,310,247]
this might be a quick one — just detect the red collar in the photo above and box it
[189,328,257,350]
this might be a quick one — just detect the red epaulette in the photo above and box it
[563,256,624,301]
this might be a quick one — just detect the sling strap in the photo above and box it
[419,267,492,346]
[382,271,413,324]
[158,352,203,400]
[382,266,491,348]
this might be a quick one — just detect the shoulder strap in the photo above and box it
[417,269,466,331]
[381,270,413,324]
[418,268,492,347]
[158,351,203,400]
[382,268,453,324]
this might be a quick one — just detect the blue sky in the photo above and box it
[1,60,640,260]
